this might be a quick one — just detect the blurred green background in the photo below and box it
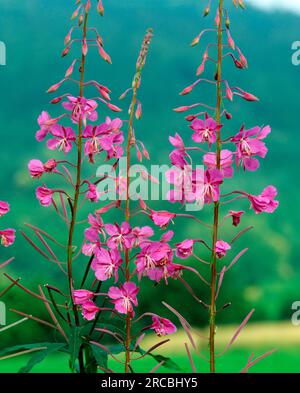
[1,0,300,372]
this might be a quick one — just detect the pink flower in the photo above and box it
[28,160,45,178]
[81,300,100,321]
[108,281,139,316]
[36,111,56,141]
[135,241,178,282]
[228,210,245,226]
[215,240,231,259]
[86,183,99,202]
[190,117,222,147]
[151,315,177,336]
[132,226,154,247]
[36,186,54,207]
[84,213,104,242]
[203,150,234,178]
[47,125,76,154]
[169,149,189,169]
[248,186,279,214]
[82,228,101,256]
[149,210,176,228]
[73,289,94,305]
[83,123,109,163]
[62,96,98,124]
[0,229,16,247]
[91,247,122,281]
[203,169,223,204]
[0,201,10,217]
[175,239,194,259]
[105,222,133,250]
[231,125,270,171]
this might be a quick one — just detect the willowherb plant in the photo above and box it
[137,0,279,373]
[0,1,178,374]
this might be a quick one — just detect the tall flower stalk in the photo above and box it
[123,28,154,373]
[209,0,223,372]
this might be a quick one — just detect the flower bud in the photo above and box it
[78,14,83,26]
[47,80,64,93]
[242,91,259,101]
[225,111,232,120]
[85,0,91,13]
[227,30,235,50]
[82,38,88,56]
[180,84,194,96]
[97,0,104,16]
[106,103,122,112]
[196,61,205,76]
[135,101,142,119]
[98,44,112,64]
[62,45,71,57]
[173,106,190,113]
[65,59,76,78]
[64,28,73,46]
[71,5,81,20]
[225,82,233,101]
[190,35,200,47]
[203,6,210,17]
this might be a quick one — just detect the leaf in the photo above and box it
[91,344,108,370]
[69,326,82,371]
[0,342,65,358]
[149,354,182,371]
[18,343,66,373]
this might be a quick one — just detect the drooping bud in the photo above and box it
[95,84,111,101]
[140,141,150,160]
[106,103,122,112]
[203,5,210,17]
[238,0,246,10]
[119,88,132,100]
[237,47,248,68]
[47,79,64,93]
[196,61,205,76]
[97,0,104,16]
[71,5,81,20]
[190,35,200,47]
[225,111,232,120]
[180,84,194,96]
[241,91,259,101]
[225,15,230,29]
[50,96,63,104]
[225,82,233,101]
[62,45,71,57]
[174,106,190,113]
[64,28,73,46]
[98,44,112,64]
[185,114,197,122]
[65,59,77,78]
[227,30,235,50]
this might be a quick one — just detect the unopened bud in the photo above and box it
[225,16,230,29]
[71,5,81,20]
[47,80,64,93]
[50,96,63,104]
[237,48,248,68]
[82,38,88,56]
[62,45,71,57]
[64,28,73,46]
[227,30,235,50]
[225,83,233,101]
[190,35,200,47]
[106,103,122,112]
[180,84,194,96]
[97,0,104,16]
[242,91,259,101]
[135,101,142,119]
[174,106,190,113]
[196,61,205,76]
[65,59,76,78]
[215,9,220,27]
[225,111,232,120]
[238,0,246,10]
[78,14,83,26]
[203,6,210,17]
[185,114,197,122]
[98,44,112,64]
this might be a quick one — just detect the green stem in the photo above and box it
[209,0,223,374]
